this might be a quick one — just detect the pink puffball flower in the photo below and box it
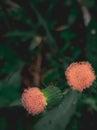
[65,61,96,92]
[21,87,47,115]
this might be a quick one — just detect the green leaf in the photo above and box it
[67,8,79,26]
[86,18,97,73]
[0,44,15,61]
[64,0,76,6]
[5,30,35,37]
[8,7,34,26]
[7,70,22,87]
[43,69,59,85]
[83,98,97,111]
[0,116,6,130]
[0,69,22,107]
[9,99,21,107]
[34,90,79,130]
[60,29,76,41]
[82,0,95,8]
[30,3,57,50]
[33,0,46,3]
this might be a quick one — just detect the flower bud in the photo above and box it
[22,86,63,115]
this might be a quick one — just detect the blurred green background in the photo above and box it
[0,0,97,130]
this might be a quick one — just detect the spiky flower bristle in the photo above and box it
[65,61,96,92]
[22,87,47,115]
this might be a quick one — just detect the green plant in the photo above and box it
[0,0,97,130]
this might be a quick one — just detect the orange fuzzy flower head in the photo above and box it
[65,61,96,92]
[22,87,47,115]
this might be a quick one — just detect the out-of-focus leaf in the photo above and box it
[9,99,21,107]
[0,0,7,3]
[71,47,81,61]
[64,0,76,6]
[83,98,97,111]
[0,96,10,107]
[68,8,79,26]
[1,60,21,74]
[86,18,97,73]
[43,69,59,85]
[29,36,43,50]
[82,0,95,8]
[58,41,71,57]
[45,0,57,19]
[8,8,33,26]
[60,29,76,41]
[0,116,6,130]
[0,69,22,107]
[30,3,57,50]
[0,44,23,75]
[5,30,35,37]
[0,44,16,61]
[33,0,46,3]
[7,70,22,87]
[34,90,79,130]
